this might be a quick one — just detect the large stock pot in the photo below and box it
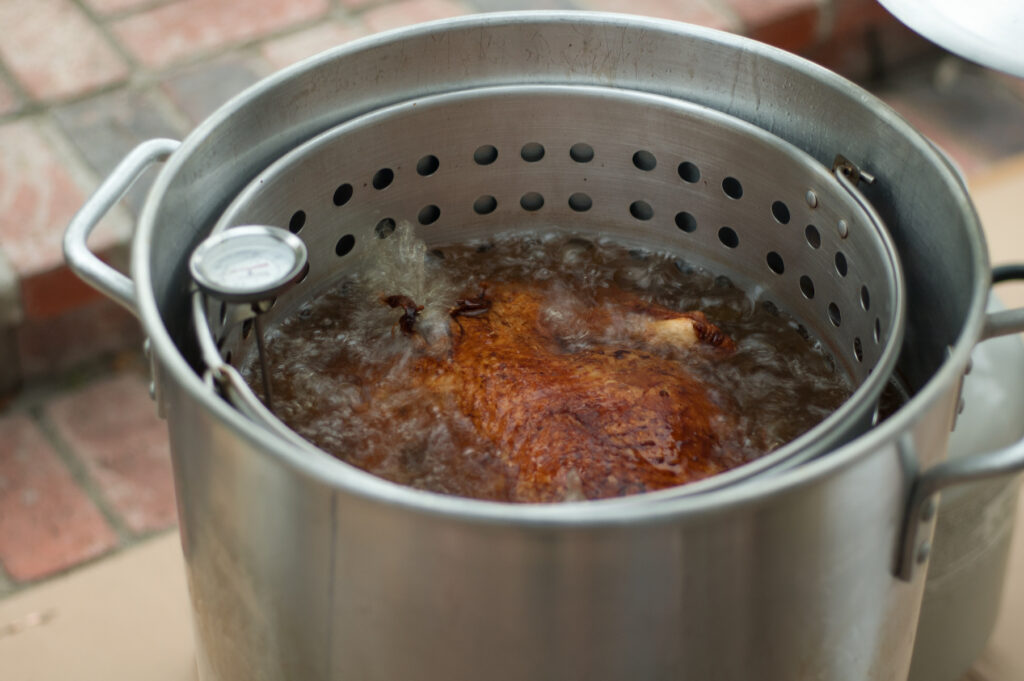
[64,12,1024,681]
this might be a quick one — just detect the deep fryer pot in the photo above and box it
[64,12,1024,681]
[191,83,905,498]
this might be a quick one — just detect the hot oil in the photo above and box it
[250,226,852,502]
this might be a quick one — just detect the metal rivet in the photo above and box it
[805,190,818,208]
[148,381,157,400]
[921,497,938,522]
[837,219,849,239]
[916,542,932,564]
[143,338,152,359]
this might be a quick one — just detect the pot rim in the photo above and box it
[133,10,990,525]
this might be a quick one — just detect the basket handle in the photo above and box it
[896,266,1024,580]
[63,138,181,316]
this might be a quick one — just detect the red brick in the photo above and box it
[20,262,113,321]
[576,0,735,32]
[46,373,176,534]
[0,121,123,278]
[362,0,470,33]
[260,22,370,70]
[111,0,330,68]
[0,414,117,582]
[801,19,933,81]
[17,298,143,378]
[726,0,821,52]
[0,0,129,101]
[827,0,894,41]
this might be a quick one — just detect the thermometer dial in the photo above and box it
[189,225,308,303]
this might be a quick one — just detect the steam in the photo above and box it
[350,222,461,354]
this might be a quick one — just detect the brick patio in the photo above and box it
[0,0,1023,602]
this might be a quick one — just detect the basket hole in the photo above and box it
[418,205,441,225]
[828,302,842,327]
[521,143,545,162]
[568,193,592,212]
[718,226,739,248]
[874,318,882,343]
[224,350,233,365]
[771,201,791,224]
[372,168,394,190]
[474,145,498,165]
[218,301,227,325]
[861,285,871,311]
[632,150,657,171]
[520,193,544,211]
[723,176,743,199]
[333,183,353,206]
[678,162,700,183]
[242,318,253,340]
[630,201,653,221]
[766,251,785,274]
[805,224,821,249]
[569,143,594,163]
[800,275,815,299]
[474,195,498,215]
[417,155,440,176]
[835,251,848,277]
[289,210,306,234]
[375,218,396,238]
[675,211,697,233]
[853,337,864,363]
[335,234,356,256]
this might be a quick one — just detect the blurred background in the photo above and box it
[0,1,1023,679]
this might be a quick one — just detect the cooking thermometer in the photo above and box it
[189,225,309,412]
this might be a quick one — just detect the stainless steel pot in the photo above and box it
[63,12,1024,681]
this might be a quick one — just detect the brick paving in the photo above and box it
[259,21,371,69]
[45,374,177,534]
[0,0,130,102]
[158,56,268,125]
[0,0,1022,603]
[363,0,471,32]
[110,0,330,68]
[0,413,118,582]
[0,120,93,278]
[52,88,188,216]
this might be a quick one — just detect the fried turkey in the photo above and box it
[402,283,739,502]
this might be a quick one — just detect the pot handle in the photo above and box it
[63,138,181,316]
[896,265,1024,581]
[981,265,1024,339]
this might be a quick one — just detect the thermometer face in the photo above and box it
[190,225,308,303]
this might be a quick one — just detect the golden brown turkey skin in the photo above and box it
[410,284,739,502]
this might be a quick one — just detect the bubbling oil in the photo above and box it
[248,226,852,502]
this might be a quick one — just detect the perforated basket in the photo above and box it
[192,84,905,494]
